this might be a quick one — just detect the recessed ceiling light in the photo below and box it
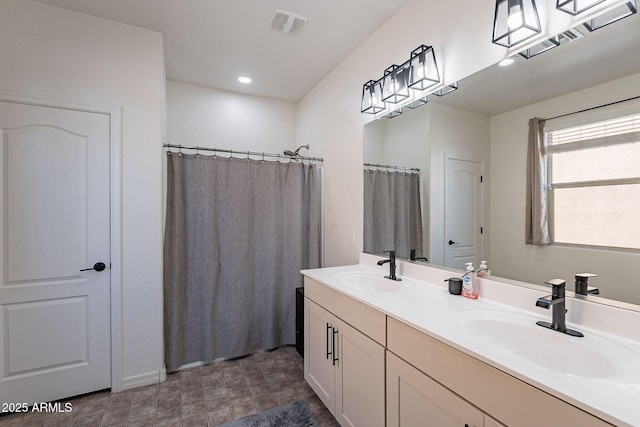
[498,57,516,67]
[238,76,252,84]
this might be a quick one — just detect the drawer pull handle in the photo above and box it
[326,323,332,359]
[332,327,339,366]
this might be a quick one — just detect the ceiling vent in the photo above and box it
[269,10,307,36]
[557,27,585,44]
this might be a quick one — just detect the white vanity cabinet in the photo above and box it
[304,277,385,427]
[387,317,612,427]
[387,350,485,427]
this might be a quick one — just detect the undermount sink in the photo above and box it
[333,271,413,292]
[455,309,640,381]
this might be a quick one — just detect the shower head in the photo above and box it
[284,144,309,157]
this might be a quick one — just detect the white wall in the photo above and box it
[363,120,386,165]
[166,81,297,155]
[490,73,640,305]
[0,0,165,387]
[295,0,585,267]
[429,103,491,266]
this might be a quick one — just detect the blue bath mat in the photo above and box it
[218,400,319,427]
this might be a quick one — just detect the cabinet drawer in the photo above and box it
[304,277,386,346]
[387,317,612,427]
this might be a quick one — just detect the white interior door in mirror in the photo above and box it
[0,101,111,404]
[445,158,482,270]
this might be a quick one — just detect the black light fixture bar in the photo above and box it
[556,0,606,15]
[518,37,560,58]
[404,96,429,109]
[383,109,403,119]
[518,27,584,59]
[582,0,637,31]
[360,43,442,116]
[432,83,459,97]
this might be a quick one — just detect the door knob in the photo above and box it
[448,240,458,246]
[81,262,106,272]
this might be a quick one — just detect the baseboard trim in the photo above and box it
[120,368,166,391]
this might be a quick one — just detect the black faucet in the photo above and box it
[574,273,599,296]
[409,249,428,262]
[377,251,401,281]
[535,279,583,337]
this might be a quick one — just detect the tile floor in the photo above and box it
[0,346,339,427]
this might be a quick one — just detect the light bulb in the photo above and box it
[371,94,378,106]
[415,64,428,80]
[388,80,398,94]
[507,5,523,29]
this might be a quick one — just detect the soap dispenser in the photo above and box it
[462,262,478,299]
[478,260,491,278]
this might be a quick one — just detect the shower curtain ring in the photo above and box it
[196,146,199,157]
[178,144,183,156]
[246,150,250,161]
[261,152,265,162]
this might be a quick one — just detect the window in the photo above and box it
[546,111,640,249]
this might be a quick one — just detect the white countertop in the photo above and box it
[302,255,640,427]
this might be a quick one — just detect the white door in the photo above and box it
[444,158,483,270]
[0,101,111,404]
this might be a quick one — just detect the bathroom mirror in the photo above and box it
[363,13,640,306]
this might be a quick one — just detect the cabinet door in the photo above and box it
[335,320,385,427]
[387,351,484,427]
[304,298,336,413]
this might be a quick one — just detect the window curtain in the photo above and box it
[525,117,551,245]
[163,153,321,372]
[363,169,423,259]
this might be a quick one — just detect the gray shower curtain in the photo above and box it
[363,169,423,260]
[163,153,321,372]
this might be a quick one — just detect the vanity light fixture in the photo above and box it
[360,43,442,117]
[582,0,637,31]
[383,109,403,119]
[407,45,441,91]
[492,0,542,48]
[404,96,428,109]
[556,0,606,15]
[432,82,459,97]
[382,64,411,103]
[361,79,386,114]
[518,27,584,58]
[518,38,560,58]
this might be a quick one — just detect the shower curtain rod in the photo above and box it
[545,94,640,121]
[163,143,323,163]
[365,162,420,173]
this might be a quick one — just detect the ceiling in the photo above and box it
[432,12,640,117]
[34,0,408,103]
